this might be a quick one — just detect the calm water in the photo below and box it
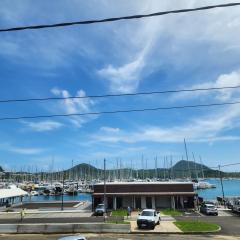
[23,193,92,202]
[196,179,240,200]
[22,179,240,202]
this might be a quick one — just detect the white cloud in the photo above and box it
[215,71,240,101]
[171,70,240,102]
[0,143,45,155]
[50,88,96,127]
[100,126,120,133]
[92,104,240,143]
[9,147,44,155]
[97,44,151,93]
[23,120,63,132]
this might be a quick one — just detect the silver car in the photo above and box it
[200,204,218,216]
[94,203,105,216]
[58,236,86,240]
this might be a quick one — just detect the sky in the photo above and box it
[0,0,240,172]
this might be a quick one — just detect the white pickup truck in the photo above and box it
[137,209,160,229]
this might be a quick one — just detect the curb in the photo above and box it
[130,227,221,235]
[129,222,221,235]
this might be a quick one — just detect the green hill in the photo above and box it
[61,160,231,180]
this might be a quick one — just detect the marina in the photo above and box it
[1,178,240,207]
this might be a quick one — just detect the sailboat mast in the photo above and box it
[192,152,198,180]
[199,156,205,179]
[184,138,191,179]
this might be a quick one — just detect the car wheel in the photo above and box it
[151,226,155,230]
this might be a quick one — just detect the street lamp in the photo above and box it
[103,158,106,221]
[61,172,65,211]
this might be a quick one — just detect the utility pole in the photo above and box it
[61,171,65,211]
[170,155,173,180]
[155,156,158,180]
[218,165,225,201]
[103,159,106,218]
[163,156,166,180]
[71,159,74,181]
[184,138,191,180]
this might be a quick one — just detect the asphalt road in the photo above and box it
[0,234,239,240]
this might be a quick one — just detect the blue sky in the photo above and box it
[0,0,240,172]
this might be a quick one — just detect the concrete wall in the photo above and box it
[0,223,130,234]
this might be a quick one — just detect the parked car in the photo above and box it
[137,209,160,229]
[94,203,105,216]
[200,204,218,216]
[58,236,86,240]
[232,199,240,213]
[226,200,234,210]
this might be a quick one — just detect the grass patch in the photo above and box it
[161,208,182,216]
[111,210,128,217]
[174,220,220,232]
[105,221,129,224]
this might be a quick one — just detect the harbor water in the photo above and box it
[23,193,92,202]
[196,179,240,200]
[21,179,240,203]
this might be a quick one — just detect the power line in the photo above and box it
[220,162,240,167]
[0,100,240,121]
[1,3,240,32]
[0,85,239,104]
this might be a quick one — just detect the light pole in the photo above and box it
[218,165,225,202]
[103,159,106,220]
[61,172,65,211]
[184,138,191,179]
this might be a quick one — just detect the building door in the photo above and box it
[116,197,123,209]
[94,197,102,208]
[146,197,152,209]
[135,197,141,209]
[107,197,113,209]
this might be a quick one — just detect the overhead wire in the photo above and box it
[0,3,240,32]
[220,162,240,168]
[0,85,239,104]
[0,100,240,121]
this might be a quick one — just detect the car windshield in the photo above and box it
[206,205,215,209]
[141,211,154,216]
[96,204,104,209]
